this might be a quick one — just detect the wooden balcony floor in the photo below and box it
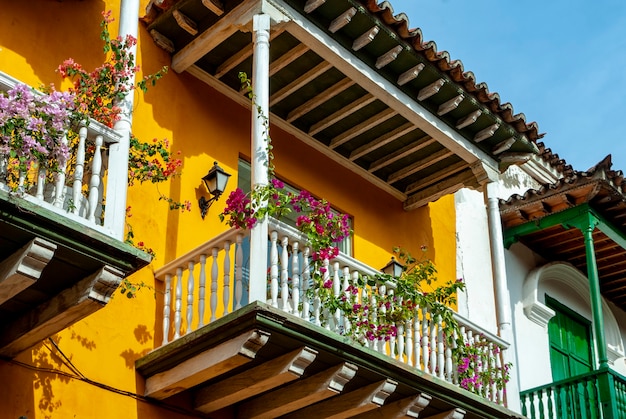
[136,302,523,419]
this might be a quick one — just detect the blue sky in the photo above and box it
[391,0,626,172]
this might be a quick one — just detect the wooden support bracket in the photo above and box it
[0,237,56,306]
[194,346,318,413]
[0,264,124,358]
[144,329,271,399]
[282,379,397,419]
[239,362,358,419]
[352,393,432,418]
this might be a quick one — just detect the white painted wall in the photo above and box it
[455,159,626,411]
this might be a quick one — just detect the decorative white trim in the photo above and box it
[524,300,556,328]
[523,262,625,357]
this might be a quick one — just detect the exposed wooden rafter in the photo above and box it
[330,108,396,149]
[417,79,445,101]
[270,61,333,106]
[304,0,325,13]
[201,0,224,16]
[404,169,478,210]
[215,28,286,79]
[329,8,357,33]
[270,43,310,76]
[350,122,415,161]
[308,94,376,135]
[474,123,500,142]
[397,63,424,86]
[287,78,355,122]
[492,137,516,155]
[352,27,379,51]
[149,29,174,53]
[405,160,467,195]
[438,94,464,115]
[388,148,452,184]
[369,136,437,172]
[376,45,403,69]
[173,10,198,36]
[456,110,482,129]
[172,0,255,72]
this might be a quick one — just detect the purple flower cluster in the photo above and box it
[220,179,352,265]
[0,83,74,176]
[221,187,256,229]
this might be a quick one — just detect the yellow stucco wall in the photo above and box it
[0,1,458,417]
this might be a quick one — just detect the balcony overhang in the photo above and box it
[0,190,151,358]
[142,0,539,209]
[501,156,626,311]
[137,302,523,418]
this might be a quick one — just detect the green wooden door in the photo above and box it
[546,296,597,418]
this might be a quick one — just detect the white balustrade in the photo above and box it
[155,218,509,405]
[155,228,245,344]
[0,71,123,237]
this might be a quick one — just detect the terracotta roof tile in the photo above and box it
[360,0,541,143]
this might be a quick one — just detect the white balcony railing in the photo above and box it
[0,72,123,238]
[154,218,510,405]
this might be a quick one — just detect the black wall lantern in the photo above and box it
[381,256,404,278]
[199,161,231,219]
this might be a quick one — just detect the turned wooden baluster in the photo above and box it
[209,247,219,322]
[370,284,379,352]
[280,236,289,312]
[174,267,183,339]
[422,308,430,374]
[488,342,497,401]
[162,273,172,345]
[388,288,397,359]
[430,314,437,375]
[291,241,300,316]
[454,326,465,385]
[301,246,311,321]
[0,151,6,182]
[332,261,341,331]
[397,322,405,363]
[496,345,505,404]
[406,318,414,367]
[269,231,279,307]
[341,267,353,335]
[72,126,87,215]
[234,234,244,310]
[378,283,387,356]
[437,316,445,379]
[414,309,421,369]
[186,261,195,333]
[86,134,103,223]
[445,331,453,383]
[35,167,46,201]
[197,254,207,328]
[53,134,68,208]
[223,241,231,316]
[17,170,26,194]
[322,258,331,330]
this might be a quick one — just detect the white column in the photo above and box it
[248,14,271,303]
[485,180,520,410]
[104,0,139,238]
